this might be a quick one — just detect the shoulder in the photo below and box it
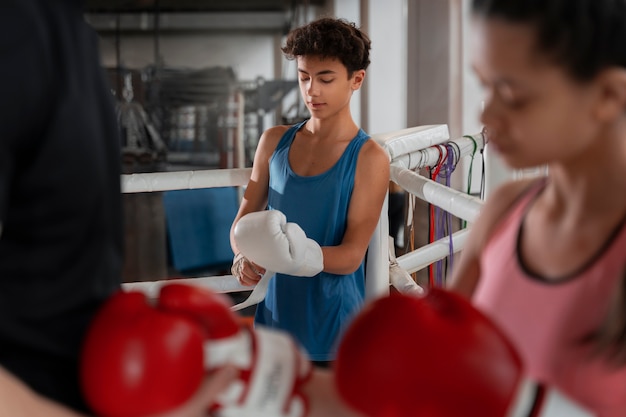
[0,1,55,151]
[0,1,53,68]
[448,177,539,296]
[470,177,539,252]
[481,178,538,224]
[255,125,293,155]
[354,138,390,187]
[259,125,292,146]
[263,124,292,139]
[358,138,390,166]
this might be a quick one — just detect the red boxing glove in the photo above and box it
[80,289,205,417]
[334,288,523,417]
[81,283,312,417]
[158,283,312,417]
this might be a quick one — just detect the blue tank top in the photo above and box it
[254,120,370,360]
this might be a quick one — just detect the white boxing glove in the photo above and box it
[234,210,323,277]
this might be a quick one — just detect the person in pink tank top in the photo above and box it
[449,1,626,416]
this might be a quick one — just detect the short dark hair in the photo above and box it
[282,17,371,76]
[471,0,626,81]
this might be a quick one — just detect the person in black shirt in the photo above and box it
[0,1,234,415]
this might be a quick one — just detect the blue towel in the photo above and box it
[163,187,238,273]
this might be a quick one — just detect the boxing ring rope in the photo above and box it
[122,167,252,193]
[122,125,486,304]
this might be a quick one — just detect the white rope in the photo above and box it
[122,168,252,193]
[397,229,470,275]
[391,166,483,223]
[122,275,251,299]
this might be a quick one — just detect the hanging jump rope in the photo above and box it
[426,134,486,287]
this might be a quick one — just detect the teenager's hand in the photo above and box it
[231,252,266,286]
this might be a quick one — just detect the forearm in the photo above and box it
[320,245,367,275]
[0,367,85,417]
[304,369,364,417]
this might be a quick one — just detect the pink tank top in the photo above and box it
[473,181,626,417]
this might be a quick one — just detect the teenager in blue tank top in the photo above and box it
[230,17,390,366]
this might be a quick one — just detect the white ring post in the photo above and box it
[365,193,390,299]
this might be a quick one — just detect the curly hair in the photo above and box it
[282,17,371,77]
[471,0,626,81]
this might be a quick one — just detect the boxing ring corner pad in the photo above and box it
[120,124,486,306]
[370,124,451,160]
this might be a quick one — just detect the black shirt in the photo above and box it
[0,0,123,411]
